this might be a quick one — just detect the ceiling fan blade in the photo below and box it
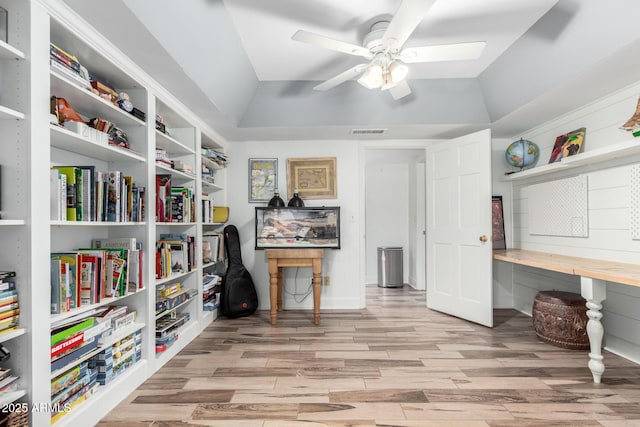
[292,30,372,58]
[388,80,412,100]
[400,41,486,63]
[383,0,436,50]
[314,64,368,91]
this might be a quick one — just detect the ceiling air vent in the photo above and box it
[351,128,386,135]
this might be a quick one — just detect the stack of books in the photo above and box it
[201,148,228,168]
[0,271,19,335]
[49,43,90,89]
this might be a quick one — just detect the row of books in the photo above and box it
[155,233,196,280]
[51,166,146,223]
[50,238,143,315]
[49,305,139,422]
[156,174,195,223]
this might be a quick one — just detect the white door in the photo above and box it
[426,129,493,327]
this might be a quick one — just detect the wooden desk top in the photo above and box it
[493,249,640,287]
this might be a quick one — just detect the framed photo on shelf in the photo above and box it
[249,158,278,203]
[287,157,337,200]
[492,196,506,250]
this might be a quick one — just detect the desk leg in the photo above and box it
[581,277,607,384]
[312,258,322,325]
[268,260,278,325]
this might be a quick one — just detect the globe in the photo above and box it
[505,139,539,169]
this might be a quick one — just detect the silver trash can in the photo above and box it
[377,247,403,288]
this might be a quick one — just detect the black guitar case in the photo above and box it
[220,224,258,318]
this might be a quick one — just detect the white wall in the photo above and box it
[364,163,409,284]
[499,81,640,363]
[227,140,362,310]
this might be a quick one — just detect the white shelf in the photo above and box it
[155,291,195,320]
[0,39,25,60]
[51,125,146,162]
[505,138,640,181]
[50,291,144,325]
[0,220,25,226]
[202,180,224,192]
[50,69,145,128]
[155,162,196,181]
[155,130,195,155]
[154,321,199,363]
[155,270,196,286]
[50,220,145,227]
[0,390,27,407]
[0,105,25,120]
[201,156,225,171]
[0,328,26,343]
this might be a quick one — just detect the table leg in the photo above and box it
[312,258,322,325]
[268,260,278,325]
[581,276,607,383]
[277,267,283,312]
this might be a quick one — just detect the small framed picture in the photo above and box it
[492,196,506,250]
[249,158,278,203]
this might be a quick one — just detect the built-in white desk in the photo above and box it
[493,249,640,383]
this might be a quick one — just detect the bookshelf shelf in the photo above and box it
[201,156,225,171]
[0,39,25,60]
[50,70,145,128]
[155,130,195,155]
[0,390,27,407]
[0,104,25,121]
[154,321,199,364]
[0,220,25,226]
[155,162,196,181]
[50,291,143,325]
[154,292,195,320]
[50,220,146,227]
[155,269,196,286]
[202,180,224,192]
[50,125,146,163]
[0,328,26,343]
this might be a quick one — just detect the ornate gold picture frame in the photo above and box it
[287,157,337,200]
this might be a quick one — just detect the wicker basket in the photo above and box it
[532,290,590,350]
[0,409,29,427]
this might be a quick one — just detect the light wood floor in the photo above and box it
[98,285,640,426]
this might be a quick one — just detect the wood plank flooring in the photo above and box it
[98,285,640,426]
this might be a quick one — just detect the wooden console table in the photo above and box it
[266,248,324,325]
[494,248,640,383]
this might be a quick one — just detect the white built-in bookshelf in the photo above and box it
[0,1,228,425]
[0,0,29,423]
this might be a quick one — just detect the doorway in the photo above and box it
[363,148,426,291]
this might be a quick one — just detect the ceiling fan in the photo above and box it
[292,0,486,100]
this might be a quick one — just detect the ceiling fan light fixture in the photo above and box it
[357,64,383,89]
[389,61,408,83]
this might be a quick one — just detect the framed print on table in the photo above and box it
[287,157,337,200]
[249,158,278,203]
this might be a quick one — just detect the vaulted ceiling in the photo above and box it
[62,0,640,142]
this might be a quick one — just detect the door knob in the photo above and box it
[479,235,489,242]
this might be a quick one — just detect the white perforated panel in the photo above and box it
[528,175,589,237]
[631,165,640,239]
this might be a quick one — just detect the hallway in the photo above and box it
[99,285,640,426]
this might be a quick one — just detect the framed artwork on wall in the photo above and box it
[287,157,337,200]
[492,196,506,250]
[249,158,278,203]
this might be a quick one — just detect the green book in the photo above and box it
[50,316,95,346]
